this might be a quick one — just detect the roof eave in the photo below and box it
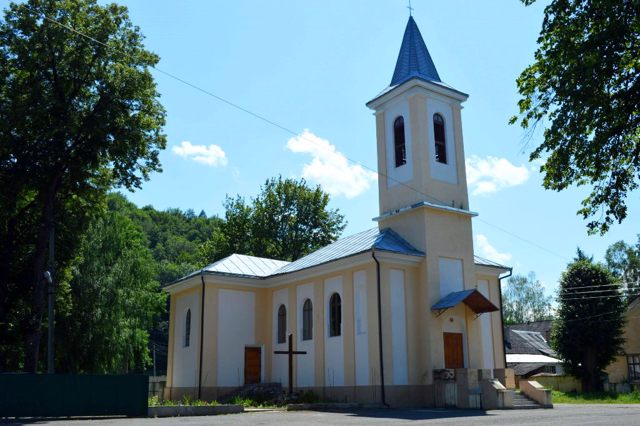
[366,77,469,110]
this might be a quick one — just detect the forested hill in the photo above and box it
[111,192,225,286]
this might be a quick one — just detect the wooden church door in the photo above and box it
[443,332,464,369]
[244,347,261,384]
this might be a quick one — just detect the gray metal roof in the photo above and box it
[202,254,289,278]
[474,255,510,270]
[178,228,508,283]
[272,227,424,275]
[391,16,440,86]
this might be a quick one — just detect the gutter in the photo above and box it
[372,250,389,407]
[497,268,513,369]
[198,270,206,400]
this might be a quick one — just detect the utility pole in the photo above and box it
[46,218,55,374]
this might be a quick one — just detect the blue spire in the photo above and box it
[390,16,441,86]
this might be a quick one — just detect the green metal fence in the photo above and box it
[0,374,148,418]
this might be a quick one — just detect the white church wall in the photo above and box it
[272,288,289,385]
[353,270,369,386]
[172,291,199,388]
[477,279,495,369]
[296,283,315,387]
[216,289,255,387]
[324,276,344,387]
[384,97,414,188]
[439,257,464,297]
[390,269,408,385]
[426,97,457,184]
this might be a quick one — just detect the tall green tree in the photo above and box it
[605,236,640,298]
[512,0,640,234]
[0,0,166,372]
[56,195,165,373]
[200,177,347,264]
[552,254,625,391]
[502,272,553,324]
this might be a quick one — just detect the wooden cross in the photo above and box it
[274,333,307,396]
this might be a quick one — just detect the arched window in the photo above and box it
[302,299,313,341]
[184,309,191,348]
[433,113,447,164]
[329,293,342,337]
[277,304,287,344]
[393,116,407,168]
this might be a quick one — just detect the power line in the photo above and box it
[41,12,574,264]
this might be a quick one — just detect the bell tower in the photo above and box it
[366,16,476,255]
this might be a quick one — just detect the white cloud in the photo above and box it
[286,130,377,199]
[466,155,529,195]
[173,141,228,167]
[475,234,512,264]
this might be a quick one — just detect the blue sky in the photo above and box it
[9,0,639,296]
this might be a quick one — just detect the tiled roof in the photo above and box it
[390,16,440,86]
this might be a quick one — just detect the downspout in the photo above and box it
[372,250,389,407]
[198,270,206,400]
[497,268,513,369]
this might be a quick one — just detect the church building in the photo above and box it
[164,16,512,407]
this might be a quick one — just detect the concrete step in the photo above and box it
[509,390,544,409]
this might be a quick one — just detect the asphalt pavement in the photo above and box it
[4,404,640,425]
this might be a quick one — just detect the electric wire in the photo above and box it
[38,12,574,265]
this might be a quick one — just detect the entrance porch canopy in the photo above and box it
[431,289,499,317]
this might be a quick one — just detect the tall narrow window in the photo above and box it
[184,309,191,348]
[302,299,313,341]
[277,304,287,344]
[329,293,342,337]
[393,116,407,167]
[433,113,447,164]
[628,354,640,381]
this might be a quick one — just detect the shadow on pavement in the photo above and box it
[330,408,493,421]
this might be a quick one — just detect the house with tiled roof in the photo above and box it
[164,16,512,407]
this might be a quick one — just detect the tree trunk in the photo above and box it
[582,348,601,393]
[23,191,55,373]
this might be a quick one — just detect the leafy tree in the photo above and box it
[551,255,625,392]
[512,0,640,234]
[0,0,166,372]
[502,272,553,324]
[605,236,640,298]
[207,177,346,264]
[56,197,165,373]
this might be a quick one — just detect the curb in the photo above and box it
[148,404,243,417]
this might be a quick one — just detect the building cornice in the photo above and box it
[373,200,478,222]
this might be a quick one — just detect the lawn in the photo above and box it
[552,390,640,404]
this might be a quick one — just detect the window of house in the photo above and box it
[277,304,287,344]
[433,113,447,164]
[329,293,342,337]
[393,116,407,168]
[302,299,313,341]
[628,354,640,381]
[184,309,191,348]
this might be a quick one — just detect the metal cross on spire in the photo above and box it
[407,0,414,16]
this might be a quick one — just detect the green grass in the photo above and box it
[148,395,220,407]
[230,396,282,408]
[552,390,640,404]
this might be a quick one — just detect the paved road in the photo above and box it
[5,404,640,425]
